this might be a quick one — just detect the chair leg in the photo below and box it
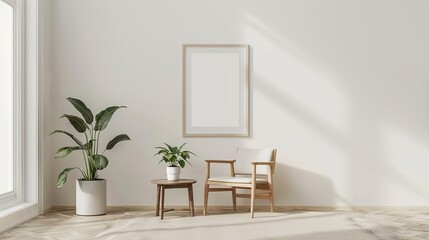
[270,192,274,212]
[250,185,256,218]
[203,183,209,216]
[232,187,237,212]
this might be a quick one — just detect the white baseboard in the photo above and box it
[44,205,429,213]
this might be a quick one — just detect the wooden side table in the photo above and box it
[151,179,196,220]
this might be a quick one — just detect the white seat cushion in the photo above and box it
[208,176,267,184]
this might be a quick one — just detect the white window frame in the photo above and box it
[0,0,41,232]
[0,0,24,210]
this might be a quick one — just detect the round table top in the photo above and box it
[151,179,196,185]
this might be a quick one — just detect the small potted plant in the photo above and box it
[50,97,130,215]
[154,143,196,181]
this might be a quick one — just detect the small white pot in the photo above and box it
[76,179,106,216]
[166,166,181,181]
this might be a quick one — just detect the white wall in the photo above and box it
[43,0,429,207]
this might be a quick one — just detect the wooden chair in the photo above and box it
[203,148,277,218]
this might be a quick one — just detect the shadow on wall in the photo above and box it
[276,164,336,206]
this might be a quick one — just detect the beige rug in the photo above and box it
[0,208,398,240]
[0,207,402,240]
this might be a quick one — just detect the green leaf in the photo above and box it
[180,151,189,159]
[184,150,197,157]
[153,149,168,156]
[183,158,192,167]
[92,155,109,170]
[57,167,78,188]
[154,147,168,151]
[165,154,172,160]
[178,160,185,168]
[50,130,84,147]
[178,142,187,151]
[106,134,130,150]
[83,140,94,152]
[66,97,94,124]
[164,143,173,151]
[60,114,88,133]
[55,146,82,159]
[94,106,126,131]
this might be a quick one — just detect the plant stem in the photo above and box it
[87,152,95,180]
[77,167,87,179]
[81,150,90,180]
[91,124,96,156]
[96,131,101,154]
[90,123,95,156]
[84,132,89,154]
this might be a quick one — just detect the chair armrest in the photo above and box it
[205,160,236,179]
[251,162,275,180]
[205,160,236,164]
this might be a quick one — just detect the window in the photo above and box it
[0,0,22,210]
[0,1,14,196]
[0,0,39,232]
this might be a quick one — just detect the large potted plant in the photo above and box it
[51,97,130,215]
[154,143,196,181]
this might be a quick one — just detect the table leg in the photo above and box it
[155,185,161,216]
[188,184,195,217]
[161,186,165,220]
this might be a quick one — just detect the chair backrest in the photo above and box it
[234,148,277,175]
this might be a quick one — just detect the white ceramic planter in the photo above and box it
[76,179,106,216]
[166,166,181,181]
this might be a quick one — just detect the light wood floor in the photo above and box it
[0,206,427,240]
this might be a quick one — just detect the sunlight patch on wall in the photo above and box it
[383,126,429,201]
[240,13,354,201]
[242,13,349,135]
[241,12,350,165]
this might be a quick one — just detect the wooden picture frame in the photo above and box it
[182,44,249,137]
